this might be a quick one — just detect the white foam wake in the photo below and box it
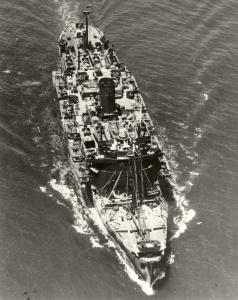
[167,178,196,240]
[41,179,110,249]
[90,236,103,248]
[115,250,155,296]
[41,180,93,235]
[167,253,175,265]
[171,208,196,240]
[39,186,47,193]
[157,125,197,239]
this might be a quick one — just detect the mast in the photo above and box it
[83,5,92,49]
[134,154,138,205]
[140,157,144,205]
[130,156,137,211]
[131,112,138,211]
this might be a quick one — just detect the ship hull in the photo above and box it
[52,14,171,288]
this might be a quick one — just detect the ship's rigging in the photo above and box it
[97,153,163,244]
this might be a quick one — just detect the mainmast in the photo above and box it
[131,152,138,211]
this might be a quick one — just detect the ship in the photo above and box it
[52,5,171,287]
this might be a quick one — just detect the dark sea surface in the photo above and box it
[1,0,238,299]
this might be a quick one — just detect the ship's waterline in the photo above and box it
[1,0,238,299]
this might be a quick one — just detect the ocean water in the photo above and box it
[1,0,238,299]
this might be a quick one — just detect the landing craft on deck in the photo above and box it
[52,5,171,288]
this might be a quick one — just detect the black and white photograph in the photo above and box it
[0,1,238,299]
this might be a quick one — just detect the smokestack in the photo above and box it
[98,78,116,114]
